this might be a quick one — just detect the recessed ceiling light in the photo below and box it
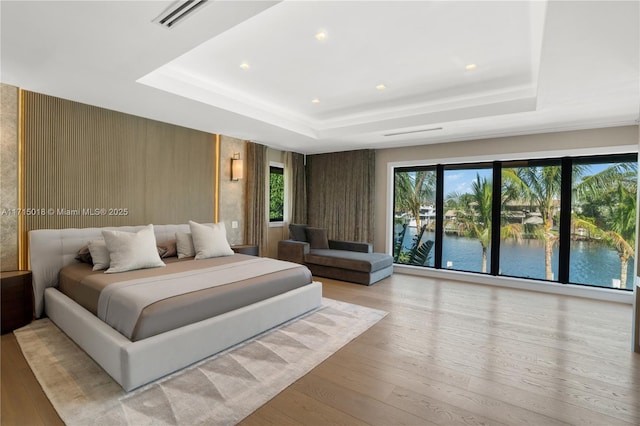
[315,31,327,41]
[311,98,320,104]
[239,62,250,70]
[376,84,386,91]
[465,63,477,71]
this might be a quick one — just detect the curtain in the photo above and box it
[306,149,375,243]
[284,151,293,226]
[284,151,306,241]
[290,152,307,225]
[244,142,268,256]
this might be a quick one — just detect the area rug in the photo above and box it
[14,297,386,425]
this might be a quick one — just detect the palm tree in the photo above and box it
[395,170,435,230]
[504,161,637,285]
[446,173,524,273]
[394,170,437,266]
[408,225,435,266]
[608,183,636,287]
[393,223,408,262]
[574,162,637,202]
[446,174,493,272]
[393,223,434,266]
[574,163,637,287]
[502,166,562,280]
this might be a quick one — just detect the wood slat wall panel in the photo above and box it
[144,121,214,224]
[23,92,214,233]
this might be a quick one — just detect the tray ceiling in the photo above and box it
[1,1,638,153]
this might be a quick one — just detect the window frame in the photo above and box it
[268,162,285,224]
[390,153,638,291]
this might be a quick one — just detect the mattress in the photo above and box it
[59,254,313,341]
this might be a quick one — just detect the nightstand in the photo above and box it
[231,245,259,256]
[1,271,34,334]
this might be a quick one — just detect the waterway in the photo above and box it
[398,228,635,290]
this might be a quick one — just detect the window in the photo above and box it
[443,165,493,274]
[500,159,562,281]
[269,164,284,222]
[391,154,637,291]
[569,156,637,289]
[393,167,437,267]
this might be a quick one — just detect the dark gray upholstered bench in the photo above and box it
[277,225,393,286]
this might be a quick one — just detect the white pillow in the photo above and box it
[102,224,165,274]
[189,220,234,260]
[88,239,110,271]
[175,232,195,259]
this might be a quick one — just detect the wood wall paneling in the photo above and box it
[22,91,215,235]
[144,121,214,224]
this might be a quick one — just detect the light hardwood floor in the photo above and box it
[2,274,639,425]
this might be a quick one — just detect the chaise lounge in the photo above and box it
[278,224,393,285]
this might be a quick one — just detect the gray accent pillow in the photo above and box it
[289,223,308,241]
[75,245,93,264]
[306,227,329,249]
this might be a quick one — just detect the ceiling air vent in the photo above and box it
[154,0,209,29]
[384,127,443,137]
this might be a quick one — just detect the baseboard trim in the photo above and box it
[394,265,634,304]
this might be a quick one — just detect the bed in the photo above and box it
[29,223,322,391]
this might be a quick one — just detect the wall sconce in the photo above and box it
[231,153,243,181]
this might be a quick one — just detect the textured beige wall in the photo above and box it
[0,84,19,271]
[218,135,246,245]
[374,126,639,252]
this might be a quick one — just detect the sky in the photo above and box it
[443,163,617,196]
[444,168,492,196]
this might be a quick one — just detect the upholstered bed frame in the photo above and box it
[29,224,322,391]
